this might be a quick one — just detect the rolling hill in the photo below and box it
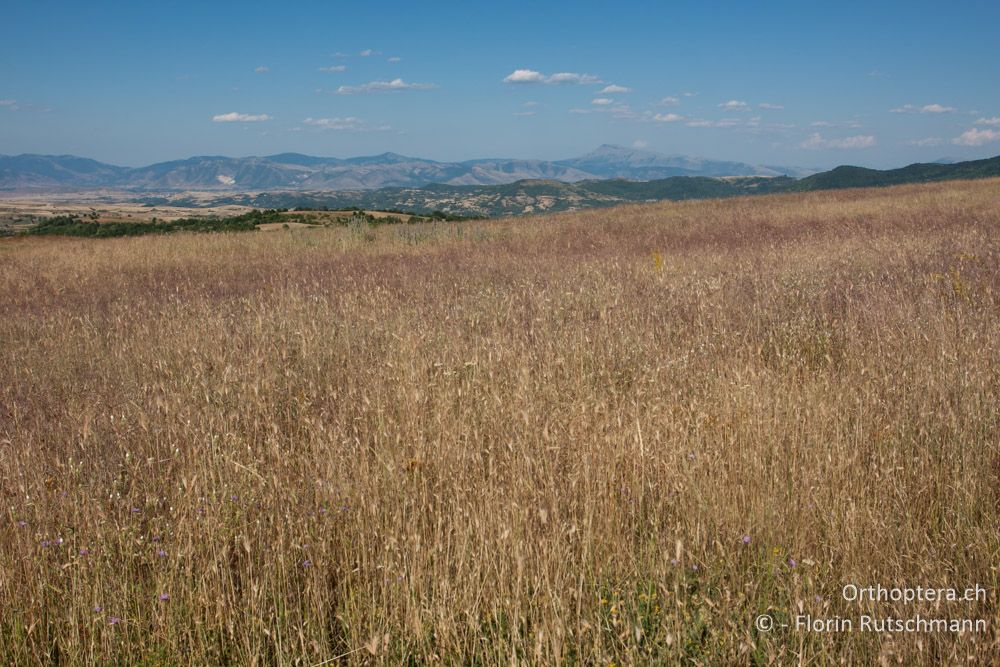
[131,155,1000,218]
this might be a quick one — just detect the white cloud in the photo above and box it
[758,102,783,110]
[0,99,18,110]
[921,103,955,114]
[513,111,536,117]
[800,133,876,149]
[653,113,683,123]
[303,116,389,131]
[686,118,741,128]
[547,72,602,84]
[503,69,602,85]
[319,65,347,73]
[387,56,401,63]
[600,84,631,94]
[659,96,680,107]
[682,91,698,97]
[254,66,269,73]
[212,112,271,122]
[522,101,539,107]
[359,49,380,57]
[336,78,437,94]
[952,127,1000,146]
[504,69,546,84]
[632,140,648,149]
[891,103,956,114]
[570,102,639,119]
[591,97,614,106]
[908,137,943,147]
[975,116,1000,126]
[810,120,862,128]
[718,100,748,111]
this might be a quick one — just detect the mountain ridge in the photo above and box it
[0,146,809,192]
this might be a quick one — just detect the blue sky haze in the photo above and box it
[2,0,999,167]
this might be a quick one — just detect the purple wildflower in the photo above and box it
[151,535,162,542]
[17,520,27,528]
[302,560,312,568]
[157,549,167,558]
[788,558,797,568]
[79,547,90,556]
[670,558,678,567]
[742,535,751,545]
[41,540,51,548]
[109,616,121,625]
[158,593,170,601]
[692,564,699,572]
[131,507,141,514]
[93,605,103,613]
[56,537,64,546]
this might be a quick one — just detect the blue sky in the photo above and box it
[2,1,999,168]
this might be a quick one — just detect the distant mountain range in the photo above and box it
[0,145,812,192]
[134,155,1000,218]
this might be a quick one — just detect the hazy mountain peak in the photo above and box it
[0,147,811,192]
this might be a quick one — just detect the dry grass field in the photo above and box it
[1,179,998,664]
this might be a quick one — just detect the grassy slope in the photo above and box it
[1,179,998,664]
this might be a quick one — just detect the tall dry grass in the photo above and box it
[1,180,998,664]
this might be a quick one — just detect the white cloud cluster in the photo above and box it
[0,99,18,110]
[758,102,784,110]
[303,116,389,132]
[921,103,956,114]
[254,66,269,73]
[359,49,380,57]
[687,118,742,128]
[660,96,680,107]
[952,128,1000,146]
[718,100,749,111]
[547,72,602,84]
[387,56,401,63]
[591,98,614,106]
[890,103,956,114]
[319,65,347,73]
[503,69,602,85]
[336,78,437,95]
[976,117,1000,126]
[600,84,631,94]
[653,113,683,123]
[212,112,271,122]
[810,120,862,128]
[800,133,876,149]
